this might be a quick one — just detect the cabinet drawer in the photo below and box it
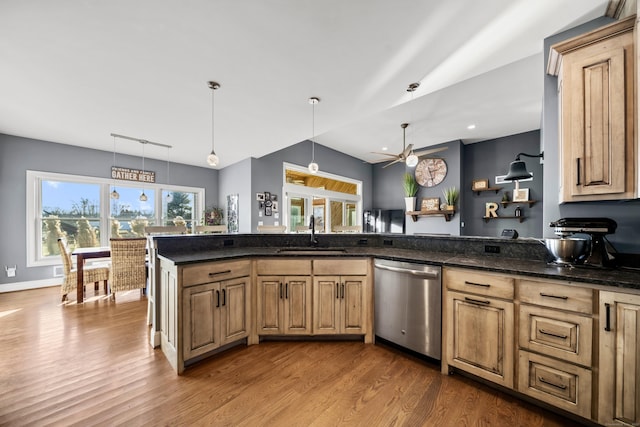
[519,305,592,367]
[314,259,368,275]
[182,260,250,286]
[444,268,514,299]
[256,259,311,276]
[518,281,593,314]
[518,351,592,418]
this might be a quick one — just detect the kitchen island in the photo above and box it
[149,232,639,426]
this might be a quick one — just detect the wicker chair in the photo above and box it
[58,238,110,302]
[109,237,147,301]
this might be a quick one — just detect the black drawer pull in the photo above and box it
[464,281,490,288]
[209,270,232,277]
[222,289,226,306]
[539,376,567,390]
[605,303,612,332]
[341,283,345,299]
[464,297,490,306]
[216,290,220,308]
[539,329,568,340]
[576,158,581,186]
[279,283,283,299]
[336,283,340,299]
[539,293,568,300]
[285,282,289,299]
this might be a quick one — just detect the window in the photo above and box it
[282,163,362,233]
[27,171,204,266]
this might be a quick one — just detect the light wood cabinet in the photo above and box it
[160,259,251,374]
[256,275,312,335]
[548,16,636,202]
[256,259,313,335]
[599,291,640,426]
[313,275,367,335]
[516,279,595,419]
[443,268,515,388]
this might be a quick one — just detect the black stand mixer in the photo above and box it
[549,218,618,268]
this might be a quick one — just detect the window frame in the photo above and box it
[26,170,204,267]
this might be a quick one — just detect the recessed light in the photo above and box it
[467,124,476,130]
[382,146,388,151]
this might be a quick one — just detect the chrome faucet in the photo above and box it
[309,215,319,246]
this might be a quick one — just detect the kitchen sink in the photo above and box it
[276,248,348,255]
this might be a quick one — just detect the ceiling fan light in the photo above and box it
[207,151,219,166]
[406,153,419,167]
[308,161,319,174]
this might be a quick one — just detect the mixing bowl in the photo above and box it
[544,237,591,264]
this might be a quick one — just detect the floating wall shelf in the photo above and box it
[407,210,455,222]
[483,216,525,223]
[500,200,537,207]
[473,187,502,195]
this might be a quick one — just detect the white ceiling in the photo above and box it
[0,0,610,168]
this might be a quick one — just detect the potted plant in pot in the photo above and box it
[403,173,419,212]
[442,186,459,211]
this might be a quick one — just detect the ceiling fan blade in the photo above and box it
[382,158,402,168]
[369,156,401,164]
[400,144,414,159]
[369,151,400,157]
[413,146,449,157]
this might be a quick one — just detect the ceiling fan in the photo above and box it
[370,123,448,168]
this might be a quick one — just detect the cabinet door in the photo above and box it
[559,28,635,202]
[182,282,221,360]
[342,276,367,334]
[599,291,640,426]
[283,276,312,334]
[313,276,340,334]
[446,290,514,388]
[220,276,250,345]
[257,276,283,334]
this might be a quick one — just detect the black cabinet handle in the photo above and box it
[576,158,581,186]
[222,289,226,306]
[336,283,339,299]
[216,290,220,308]
[464,297,490,306]
[540,293,568,300]
[341,283,345,299]
[209,270,231,277]
[464,280,490,288]
[285,282,289,299]
[539,329,568,339]
[605,303,612,332]
[539,376,567,390]
[280,283,283,299]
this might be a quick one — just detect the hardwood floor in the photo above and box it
[0,286,582,426]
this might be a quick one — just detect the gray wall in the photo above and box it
[462,130,543,238]
[0,133,218,285]
[542,18,640,253]
[249,139,374,232]
[218,157,253,233]
[372,140,463,235]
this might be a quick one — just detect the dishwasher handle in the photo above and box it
[374,263,439,279]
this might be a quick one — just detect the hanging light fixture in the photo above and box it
[308,97,320,173]
[165,146,173,202]
[405,82,420,167]
[110,134,120,199]
[139,142,148,202]
[206,81,221,167]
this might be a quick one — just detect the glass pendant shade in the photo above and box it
[504,160,533,181]
[406,153,419,167]
[308,161,319,173]
[111,189,120,199]
[207,150,219,166]
[139,191,148,202]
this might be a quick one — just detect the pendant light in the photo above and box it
[308,97,320,173]
[165,146,173,202]
[139,142,148,202]
[206,81,220,167]
[110,134,120,199]
[405,82,419,168]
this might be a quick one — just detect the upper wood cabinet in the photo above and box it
[548,16,637,202]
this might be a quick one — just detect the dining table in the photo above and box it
[72,246,110,303]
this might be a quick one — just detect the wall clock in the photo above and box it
[415,158,447,187]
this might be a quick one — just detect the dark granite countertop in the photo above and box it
[157,245,640,292]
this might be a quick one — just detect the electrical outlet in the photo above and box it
[484,245,500,254]
[5,266,16,277]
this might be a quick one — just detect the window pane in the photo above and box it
[346,203,357,226]
[289,197,306,232]
[41,180,101,255]
[110,186,155,237]
[312,197,325,233]
[330,201,343,232]
[163,191,195,228]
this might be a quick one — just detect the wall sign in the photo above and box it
[111,166,156,183]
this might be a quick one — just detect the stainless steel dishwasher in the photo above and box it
[374,258,441,360]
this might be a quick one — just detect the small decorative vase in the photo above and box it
[404,197,416,212]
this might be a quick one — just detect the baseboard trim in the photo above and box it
[0,278,59,293]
